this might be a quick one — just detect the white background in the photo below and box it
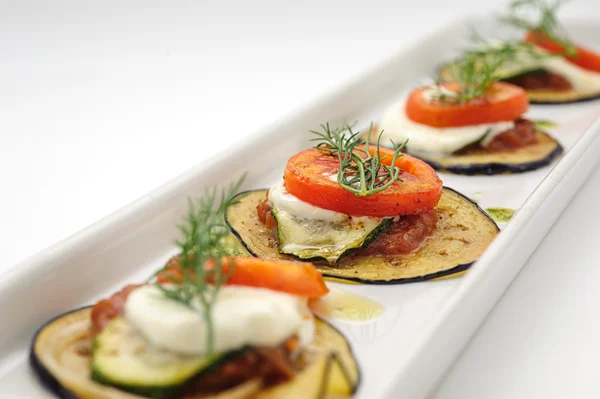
[2,0,600,398]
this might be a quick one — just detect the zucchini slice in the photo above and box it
[31,307,359,399]
[91,317,218,398]
[225,188,499,284]
[272,207,390,264]
[438,63,600,104]
[408,131,563,175]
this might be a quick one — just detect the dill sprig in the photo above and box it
[310,123,407,197]
[437,38,543,103]
[433,52,506,103]
[500,0,576,56]
[156,175,245,355]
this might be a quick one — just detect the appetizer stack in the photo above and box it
[377,66,563,175]
[440,0,600,103]
[32,185,359,399]
[30,1,597,398]
[227,126,498,283]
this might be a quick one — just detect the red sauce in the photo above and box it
[257,197,278,229]
[185,339,297,394]
[90,284,141,334]
[357,209,438,256]
[505,70,572,91]
[486,118,538,152]
[257,197,437,256]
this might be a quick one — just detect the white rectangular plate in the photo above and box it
[1,16,600,399]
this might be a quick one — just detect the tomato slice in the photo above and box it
[525,31,600,73]
[157,256,329,298]
[405,82,529,128]
[283,146,442,217]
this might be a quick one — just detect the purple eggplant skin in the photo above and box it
[420,142,563,176]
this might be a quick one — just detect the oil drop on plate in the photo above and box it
[310,286,384,322]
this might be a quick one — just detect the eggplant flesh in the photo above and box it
[225,188,499,284]
[31,307,359,399]
[412,131,563,175]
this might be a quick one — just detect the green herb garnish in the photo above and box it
[500,0,576,56]
[486,207,516,223]
[156,175,245,354]
[311,123,407,197]
[533,119,559,129]
[438,39,542,104]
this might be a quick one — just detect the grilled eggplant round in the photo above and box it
[31,307,359,399]
[225,188,499,284]
[411,131,563,175]
[522,88,600,104]
[365,120,563,175]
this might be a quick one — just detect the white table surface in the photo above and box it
[2,1,600,398]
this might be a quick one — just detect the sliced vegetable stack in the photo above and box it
[379,54,563,174]
[439,0,600,103]
[226,124,499,284]
[30,182,359,399]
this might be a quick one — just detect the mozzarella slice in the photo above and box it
[540,55,600,91]
[493,43,600,92]
[125,285,313,356]
[379,101,515,155]
[269,179,349,221]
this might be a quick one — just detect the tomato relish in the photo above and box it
[358,209,438,256]
[486,119,538,152]
[90,284,141,334]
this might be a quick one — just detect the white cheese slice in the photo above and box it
[379,101,515,155]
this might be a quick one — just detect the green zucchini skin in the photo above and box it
[91,368,176,399]
[29,307,240,399]
[225,188,499,285]
[90,317,210,399]
[90,348,248,399]
[95,317,260,399]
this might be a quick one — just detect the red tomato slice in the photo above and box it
[405,82,529,128]
[283,146,442,217]
[157,256,329,298]
[525,31,600,73]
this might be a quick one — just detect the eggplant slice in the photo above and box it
[523,89,600,104]
[31,307,359,399]
[438,64,600,104]
[365,121,563,175]
[411,131,563,175]
[225,188,499,284]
